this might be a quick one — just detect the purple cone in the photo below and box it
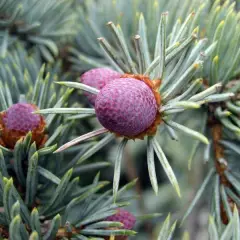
[95,78,157,137]
[3,103,41,132]
[81,67,121,105]
[106,209,136,230]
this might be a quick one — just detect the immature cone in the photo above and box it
[95,78,158,138]
[105,209,136,240]
[0,103,46,149]
[81,67,121,105]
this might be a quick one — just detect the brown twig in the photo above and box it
[56,226,80,239]
[211,123,229,184]
[208,104,238,224]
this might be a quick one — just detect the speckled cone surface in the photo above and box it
[0,103,46,149]
[104,209,136,240]
[81,67,121,105]
[3,103,41,131]
[95,78,158,137]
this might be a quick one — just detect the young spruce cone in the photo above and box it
[81,67,121,105]
[95,77,159,138]
[0,103,46,149]
[105,209,136,240]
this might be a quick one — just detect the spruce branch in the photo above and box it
[0,0,77,62]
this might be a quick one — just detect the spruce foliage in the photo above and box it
[0,0,240,239]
